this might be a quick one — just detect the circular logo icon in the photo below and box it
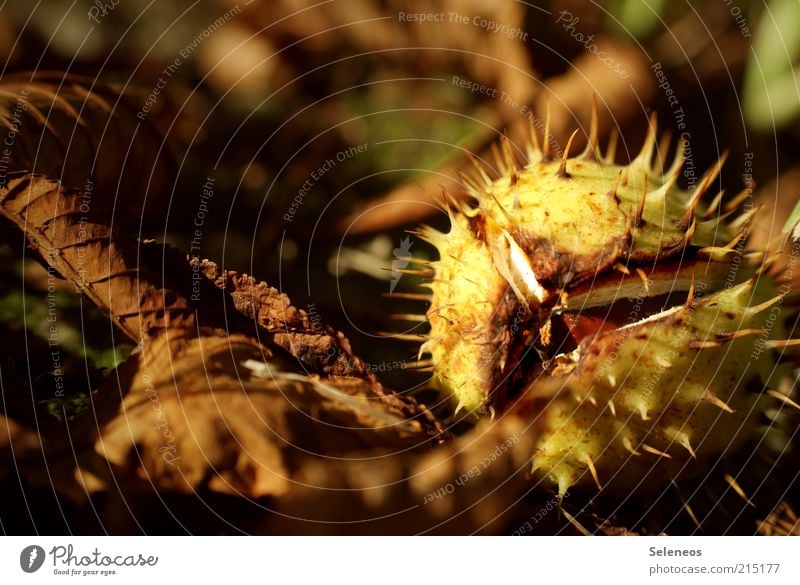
[20,545,46,573]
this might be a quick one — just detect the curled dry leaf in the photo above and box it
[0,173,197,342]
[0,72,174,224]
[191,257,370,378]
[2,170,442,503]
[38,331,435,501]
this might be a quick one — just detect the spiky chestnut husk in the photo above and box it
[415,105,798,494]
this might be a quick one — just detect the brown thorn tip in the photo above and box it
[605,127,619,163]
[607,169,624,209]
[491,142,507,177]
[630,173,647,227]
[765,338,800,350]
[582,94,600,160]
[467,152,493,187]
[390,313,427,322]
[528,116,542,158]
[678,435,697,459]
[642,444,672,459]
[703,392,735,413]
[383,292,432,301]
[766,389,800,411]
[557,129,580,179]
[622,436,641,456]
[382,267,434,277]
[584,454,602,490]
[724,474,755,507]
[635,268,651,293]
[542,100,552,161]
[635,112,658,166]
[560,506,592,536]
[702,189,726,220]
[379,332,428,341]
[501,134,519,184]
[685,273,696,307]
[404,359,434,369]
[456,168,483,197]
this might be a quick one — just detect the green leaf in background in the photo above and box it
[607,0,666,40]
[782,197,800,242]
[744,0,800,130]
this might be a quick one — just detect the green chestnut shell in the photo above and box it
[416,110,795,494]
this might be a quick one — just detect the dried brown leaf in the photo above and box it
[0,174,197,342]
[0,72,174,223]
[34,331,436,501]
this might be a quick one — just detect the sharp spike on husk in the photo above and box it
[675,432,697,459]
[678,153,728,227]
[728,204,762,232]
[690,339,722,350]
[527,117,542,163]
[608,400,617,417]
[684,501,702,530]
[390,313,427,322]
[559,505,592,535]
[702,189,726,220]
[723,186,753,213]
[581,94,600,160]
[456,168,484,199]
[584,454,603,490]
[622,436,641,456]
[698,229,747,257]
[723,474,755,507]
[604,127,619,164]
[382,267,434,277]
[491,142,507,177]
[642,444,672,459]
[501,134,519,184]
[467,152,494,187]
[766,389,800,411]
[764,338,800,350]
[489,192,515,223]
[653,130,672,176]
[679,186,708,229]
[664,135,687,179]
[632,112,658,167]
[685,273,696,307]
[383,292,433,301]
[557,129,581,178]
[671,480,703,530]
[703,392,735,413]
[542,101,553,161]
[716,328,767,342]
[380,332,428,342]
[648,160,682,202]
[635,268,651,293]
[392,256,431,266]
[681,217,697,246]
[631,173,647,227]
[404,359,434,370]
[745,294,785,315]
